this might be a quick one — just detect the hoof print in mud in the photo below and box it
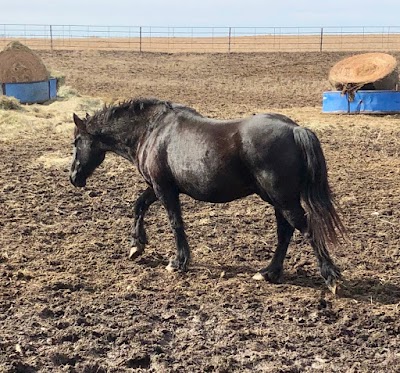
[126,354,151,369]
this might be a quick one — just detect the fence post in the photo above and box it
[228,27,231,53]
[319,27,324,52]
[50,25,53,52]
[140,26,142,53]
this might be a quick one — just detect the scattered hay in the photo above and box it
[35,152,71,169]
[57,85,80,99]
[50,70,66,89]
[78,98,103,112]
[0,41,49,83]
[329,53,399,96]
[0,95,22,110]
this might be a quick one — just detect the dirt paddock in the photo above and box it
[1,51,400,372]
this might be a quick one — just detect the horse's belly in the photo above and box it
[176,169,254,203]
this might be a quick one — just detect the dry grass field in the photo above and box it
[1,50,400,372]
[1,34,400,52]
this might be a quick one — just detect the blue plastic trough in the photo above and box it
[0,78,57,104]
[322,90,400,114]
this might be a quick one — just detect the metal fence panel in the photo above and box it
[1,24,400,52]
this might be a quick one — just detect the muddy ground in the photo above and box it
[1,51,400,372]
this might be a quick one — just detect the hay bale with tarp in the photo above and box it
[329,53,398,97]
[0,41,49,83]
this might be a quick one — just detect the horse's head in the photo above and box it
[70,113,106,188]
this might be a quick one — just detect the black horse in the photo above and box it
[70,98,345,293]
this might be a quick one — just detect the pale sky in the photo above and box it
[1,0,398,27]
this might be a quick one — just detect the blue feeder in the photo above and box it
[322,90,400,114]
[0,78,57,104]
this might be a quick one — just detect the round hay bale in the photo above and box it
[329,53,399,94]
[0,41,49,83]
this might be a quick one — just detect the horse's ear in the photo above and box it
[85,112,90,119]
[73,113,86,132]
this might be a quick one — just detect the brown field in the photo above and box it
[1,50,400,372]
[1,34,400,52]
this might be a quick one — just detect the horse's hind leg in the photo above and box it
[253,209,294,283]
[129,187,157,260]
[311,239,341,294]
[281,204,341,293]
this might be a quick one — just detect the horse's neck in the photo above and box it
[102,116,148,162]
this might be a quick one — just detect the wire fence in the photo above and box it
[1,24,400,52]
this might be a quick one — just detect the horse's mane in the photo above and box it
[92,98,202,122]
[90,98,162,122]
[86,98,203,134]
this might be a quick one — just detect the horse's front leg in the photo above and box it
[156,188,190,272]
[129,187,157,260]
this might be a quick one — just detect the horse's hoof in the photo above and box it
[165,258,188,273]
[321,264,342,295]
[165,261,177,272]
[326,278,341,295]
[253,268,282,283]
[252,272,265,281]
[129,246,143,260]
[327,282,337,295]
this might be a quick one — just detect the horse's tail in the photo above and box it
[293,126,346,247]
